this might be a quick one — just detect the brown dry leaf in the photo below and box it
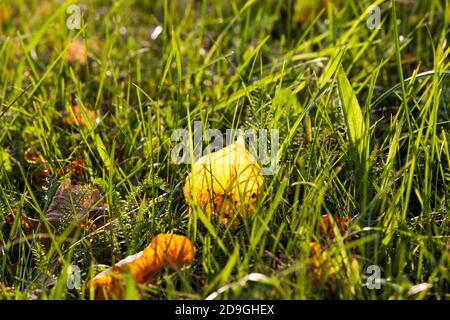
[5,208,39,235]
[33,167,52,190]
[24,147,46,165]
[64,39,87,65]
[44,179,106,233]
[56,158,87,178]
[64,100,98,128]
[55,97,98,128]
[5,179,105,250]
[23,148,52,190]
[320,214,352,239]
[79,218,100,233]
[88,234,196,300]
[183,138,264,226]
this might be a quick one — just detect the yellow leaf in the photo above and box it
[309,242,359,281]
[183,138,264,225]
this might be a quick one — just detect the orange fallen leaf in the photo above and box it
[23,147,52,189]
[64,98,98,128]
[64,39,87,65]
[5,208,38,235]
[79,218,99,233]
[88,234,195,299]
[56,158,87,178]
[148,233,196,268]
[320,214,352,239]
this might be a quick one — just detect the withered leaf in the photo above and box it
[58,97,98,128]
[23,147,52,190]
[5,208,39,235]
[64,39,87,65]
[44,179,106,233]
[88,234,196,299]
[56,158,87,178]
[68,103,97,127]
[320,214,352,239]
[24,147,46,165]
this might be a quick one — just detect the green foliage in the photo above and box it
[0,0,449,300]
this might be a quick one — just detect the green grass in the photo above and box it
[0,0,449,300]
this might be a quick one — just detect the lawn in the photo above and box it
[0,0,449,300]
